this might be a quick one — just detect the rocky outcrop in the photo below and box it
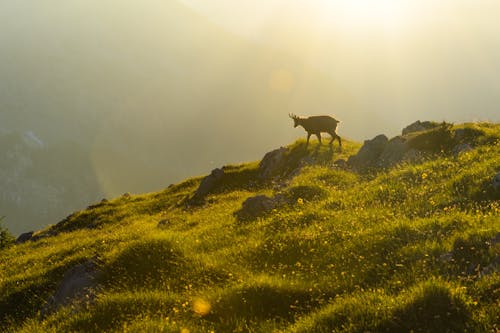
[347,134,389,170]
[402,120,439,135]
[347,121,472,170]
[16,231,34,244]
[189,168,225,203]
[377,136,409,168]
[258,147,289,180]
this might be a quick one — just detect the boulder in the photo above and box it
[402,120,439,135]
[402,148,425,163]
[378,136,409,168]
[348,134,388,170]
[258,147,289,180]
[42,259,100,315]
[16,231,34,244]
[234,195,280,220]
[191,168,225,202]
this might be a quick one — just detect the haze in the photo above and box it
[1,0,499,233]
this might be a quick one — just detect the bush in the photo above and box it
[406,122,455,153]
[286,185,328,202]
[0,217,14,250]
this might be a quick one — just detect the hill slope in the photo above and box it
[1,0,353,233]
[1,122,499,332]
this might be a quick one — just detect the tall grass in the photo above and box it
[1,123,499,332]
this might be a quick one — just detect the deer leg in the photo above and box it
[329,131,342,150]
[316,133,322,145]
[328,132,335,145]
[306,133,312,147]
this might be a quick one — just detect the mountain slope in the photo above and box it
[1,122,499,332]
[0,0,352,233]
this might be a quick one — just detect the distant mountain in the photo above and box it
[0,130,103,234]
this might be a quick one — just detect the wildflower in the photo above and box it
[192,298,211,316]
[421,172,428,180]
[297,198,304,205]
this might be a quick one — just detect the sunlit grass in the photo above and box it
[1,123,499,332]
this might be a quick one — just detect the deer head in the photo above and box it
[289,113,300,127]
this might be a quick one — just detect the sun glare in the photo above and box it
[317,0,417,33]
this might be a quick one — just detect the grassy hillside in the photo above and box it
[1,122,499,332]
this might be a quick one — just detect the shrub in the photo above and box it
[0,217,14,250]
[406,122,455,153]
[286,185,328,202]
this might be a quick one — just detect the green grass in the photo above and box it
[1,122,499,332]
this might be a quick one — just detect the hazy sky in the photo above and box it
[179,0,500,130]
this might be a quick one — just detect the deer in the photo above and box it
[289,114,342,149]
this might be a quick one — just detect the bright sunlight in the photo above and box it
[315,0,419,33]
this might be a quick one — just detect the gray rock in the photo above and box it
[402,120,439,135]
[43,259,100,315]
[191,168,225,201]
[378,136,409,168]
[492,173,500,192]
[235,195,279,220]
[258,147,289,180]
[402,148,424,163]
[452,143,473,156]
[16,231,34,244]
[348,134,388,170]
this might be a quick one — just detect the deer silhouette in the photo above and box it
[289,114,342,149]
